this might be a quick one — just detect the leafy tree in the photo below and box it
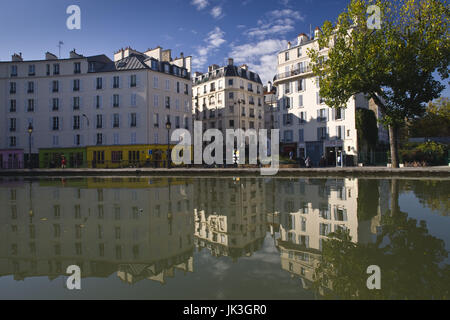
[409,97,450,138]
[308,0,450,167]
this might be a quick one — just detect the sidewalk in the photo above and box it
[0,166,449,178]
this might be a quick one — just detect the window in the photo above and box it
[113,76,120,88]
[297,79,305,91]
[285,51,289,61]
[229,92,234,100]
[96,133,103,145]
[10,100,16,112]
[46,64,50,76]
[74,62,81,74]
[154,95,159,108]
[89,62,95,72]
[27,82,35,94]
[229,120,234,127]
[228,79,233,86]
[73,97,80,110]
[28,65,35,76]
[153,114,159,128]
[298,95,303,107]
[52,98,59,111]
[113,94,120,107]
[317,108,328,122]
[299,111,307,124]
[75,134,81,146]
[184,84,189,95]
[96,77,103,90]
[284,130,293,142]
[335,107,345,120]
[10,82,16,94]
[96,115,103,129]
[9,136,16,147]
[130,113,137,127]
[96,96,102,109]
[9,118,16,132]
[73,115,80,130]
[175,116,180,128]
[27,99,35,112]
[299,129,304,142]
[153,76,158,89]
[151,60,158,70]
[248,83,253,92]
[297,47,302,57]
[112,151,123,163]
[73,79,80,91]
[52,80,59,92]
[336,125,345,140]
[165,96,170,109]
[53,64,60,75]
[52,117,60,131]
[113,114,120,128]
[11,65,17,77]
[130,75,137,87]
[317,127,327,140]
[165,79,170,90]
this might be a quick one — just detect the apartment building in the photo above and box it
[0,47,192,168]
[272,29,386,166]
[192,58,264,134]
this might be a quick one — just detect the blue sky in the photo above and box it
[0,0,448,96]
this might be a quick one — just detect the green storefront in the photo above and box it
[39,147,87,168]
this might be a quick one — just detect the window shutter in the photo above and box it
[326,109,329,121]
[128,76,131,88]
[342,108,345,120]
[326,127,329,140]
[316,92,319,105]
[317,110,320,122]
[332,108,335,120]
[342,126,345,140]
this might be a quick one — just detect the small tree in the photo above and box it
[308,0,449,167]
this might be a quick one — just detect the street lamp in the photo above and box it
[166,120,171,168]
[27,123,33,169]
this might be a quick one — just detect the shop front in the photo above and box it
[0,149,24,169]
[39,148,87,168]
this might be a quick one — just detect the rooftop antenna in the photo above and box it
[57,41,64,58]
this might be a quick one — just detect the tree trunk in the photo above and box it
[389,125,400,168]
[390,179,400,216]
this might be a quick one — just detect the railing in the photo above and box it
[274,65,313,81]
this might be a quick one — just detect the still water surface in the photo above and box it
[0,177,448,299]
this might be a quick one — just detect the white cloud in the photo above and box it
[193,27,226,70]
[245,9,304,40]
[229,39,287,84]
[210,6,224,19]
[191,0,209,10]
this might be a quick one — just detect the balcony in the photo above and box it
[274,65,313,83]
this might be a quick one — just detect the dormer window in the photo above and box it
[11,66,17,77]
[88,62,95,72]
[74,62,81,74]
[28,65,35,76]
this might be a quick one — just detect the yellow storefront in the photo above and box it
[86,144,175,168]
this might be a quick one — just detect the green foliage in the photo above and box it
[314,212,449,299]
[409,97,450,138]
[400,141,447,165]
[355,108,379,150]
[357,179,380,220]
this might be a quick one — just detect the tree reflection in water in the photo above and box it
[314,181,449,300]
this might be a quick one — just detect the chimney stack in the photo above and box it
[12,53,23,62]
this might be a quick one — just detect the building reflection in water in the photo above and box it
[265,178,389,291]
[0,177,446,298]
[0,177,194,285]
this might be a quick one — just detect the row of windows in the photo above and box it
[8,75,190,94]
[195,106,263,120]
[282,126,349,143]
[280,108,345,125]
[204,120,263,130]
[195,80,262,95]
[8,95,191,113]
[9,62,79,77]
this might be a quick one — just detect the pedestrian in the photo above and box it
[305,156,311,168]
[61,155,67,169]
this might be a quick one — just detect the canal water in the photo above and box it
[0,177,448,299]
